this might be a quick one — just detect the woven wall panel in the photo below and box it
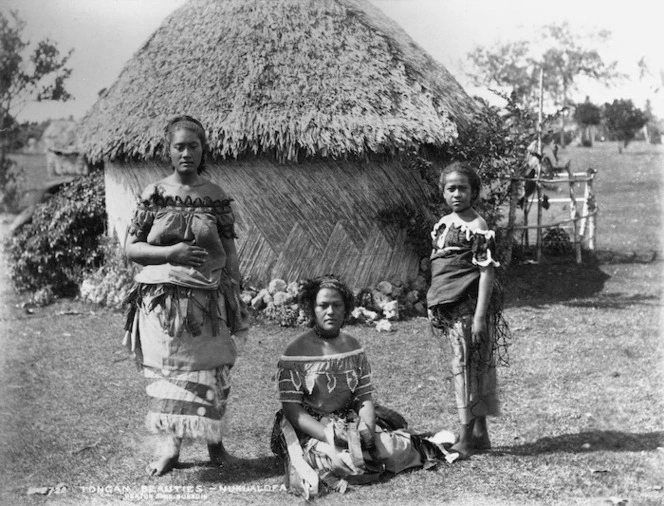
[107,157,429,287]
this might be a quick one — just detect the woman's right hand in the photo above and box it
[166,241,208,267]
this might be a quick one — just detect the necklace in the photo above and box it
[314,325,340,340]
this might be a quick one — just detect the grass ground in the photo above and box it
[0,141,662,505]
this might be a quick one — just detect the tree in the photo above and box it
[0,10,73,210]
[573,97,601,147]
[466,40,535,106]
[602,99,648,152]
[467,22,623,146]
[377,92,557,267]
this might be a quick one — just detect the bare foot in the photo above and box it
[147,437,181,476]
[450,421,475,459]
[450,440,473,459]
[208,442,240,466]
[147,455,180,476]
[472,417,491,450]
[472,433,491,450]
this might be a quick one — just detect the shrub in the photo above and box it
[379,93,553,266]
[542,227,573,256]
[5,171,107,296]
[263,303,302,327]
[79,236,139,308]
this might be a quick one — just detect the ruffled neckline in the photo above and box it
[140,190,233,209]
[431,220,495,241]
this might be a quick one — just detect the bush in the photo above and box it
[379,93,553,266]
[542,227,573,256]
[5,171,107,296]
[79,236,139,308]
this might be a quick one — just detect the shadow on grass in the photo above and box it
[592,249,659,265]
[564,292,659,309]
[502,430,664,455]
[504,258,612,308]
[187,455,282,484]
[504,249,661,308]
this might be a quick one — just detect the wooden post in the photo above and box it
[579,177,589,240]
[504,178,520,267]
[578,169,597,250]
[567,168,582,263]
[523,203,529,248]
[586,168,597,251]
[535,67,544,262]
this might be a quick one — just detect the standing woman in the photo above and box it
[123,115,249,476]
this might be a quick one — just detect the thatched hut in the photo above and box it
[78,0,477,288]
[42,120,89,176]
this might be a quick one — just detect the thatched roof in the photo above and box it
[79,0,477,164]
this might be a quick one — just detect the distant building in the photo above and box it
[41,120,89,176]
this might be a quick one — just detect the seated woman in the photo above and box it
[270,275,458,499]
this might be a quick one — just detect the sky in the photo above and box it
[3,0,663,122]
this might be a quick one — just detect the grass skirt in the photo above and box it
[144,365,231,442]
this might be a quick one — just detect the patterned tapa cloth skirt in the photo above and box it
[144,365,231,442]
[123,283,239,442]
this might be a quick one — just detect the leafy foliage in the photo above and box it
[574,97,602,147]
[0,11,74,212]
[6,171,107,296]
[447,95,540,227]
[602,99,648,148]
[541,227,573,256]
[379,93,553,264]
[466,22,622,112]
[79,237,139,309]
[263,303,303,328]
[574,99,601,126]
[467,40,536,106]
[0,11,73,121]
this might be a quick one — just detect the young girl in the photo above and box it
[427,161,507,457]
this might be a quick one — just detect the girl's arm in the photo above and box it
[282,403,327,442]
[125,232,208,267]
[472,264,495,344]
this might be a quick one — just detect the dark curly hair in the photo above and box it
[439,161,482,202]
[298,275,355,327]
[164,115,209,174]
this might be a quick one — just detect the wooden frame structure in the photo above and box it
[507,167,598,263]
[503,67,598,264]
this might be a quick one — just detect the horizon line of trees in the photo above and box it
[465,20,661,150]
[572,96,656,149]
